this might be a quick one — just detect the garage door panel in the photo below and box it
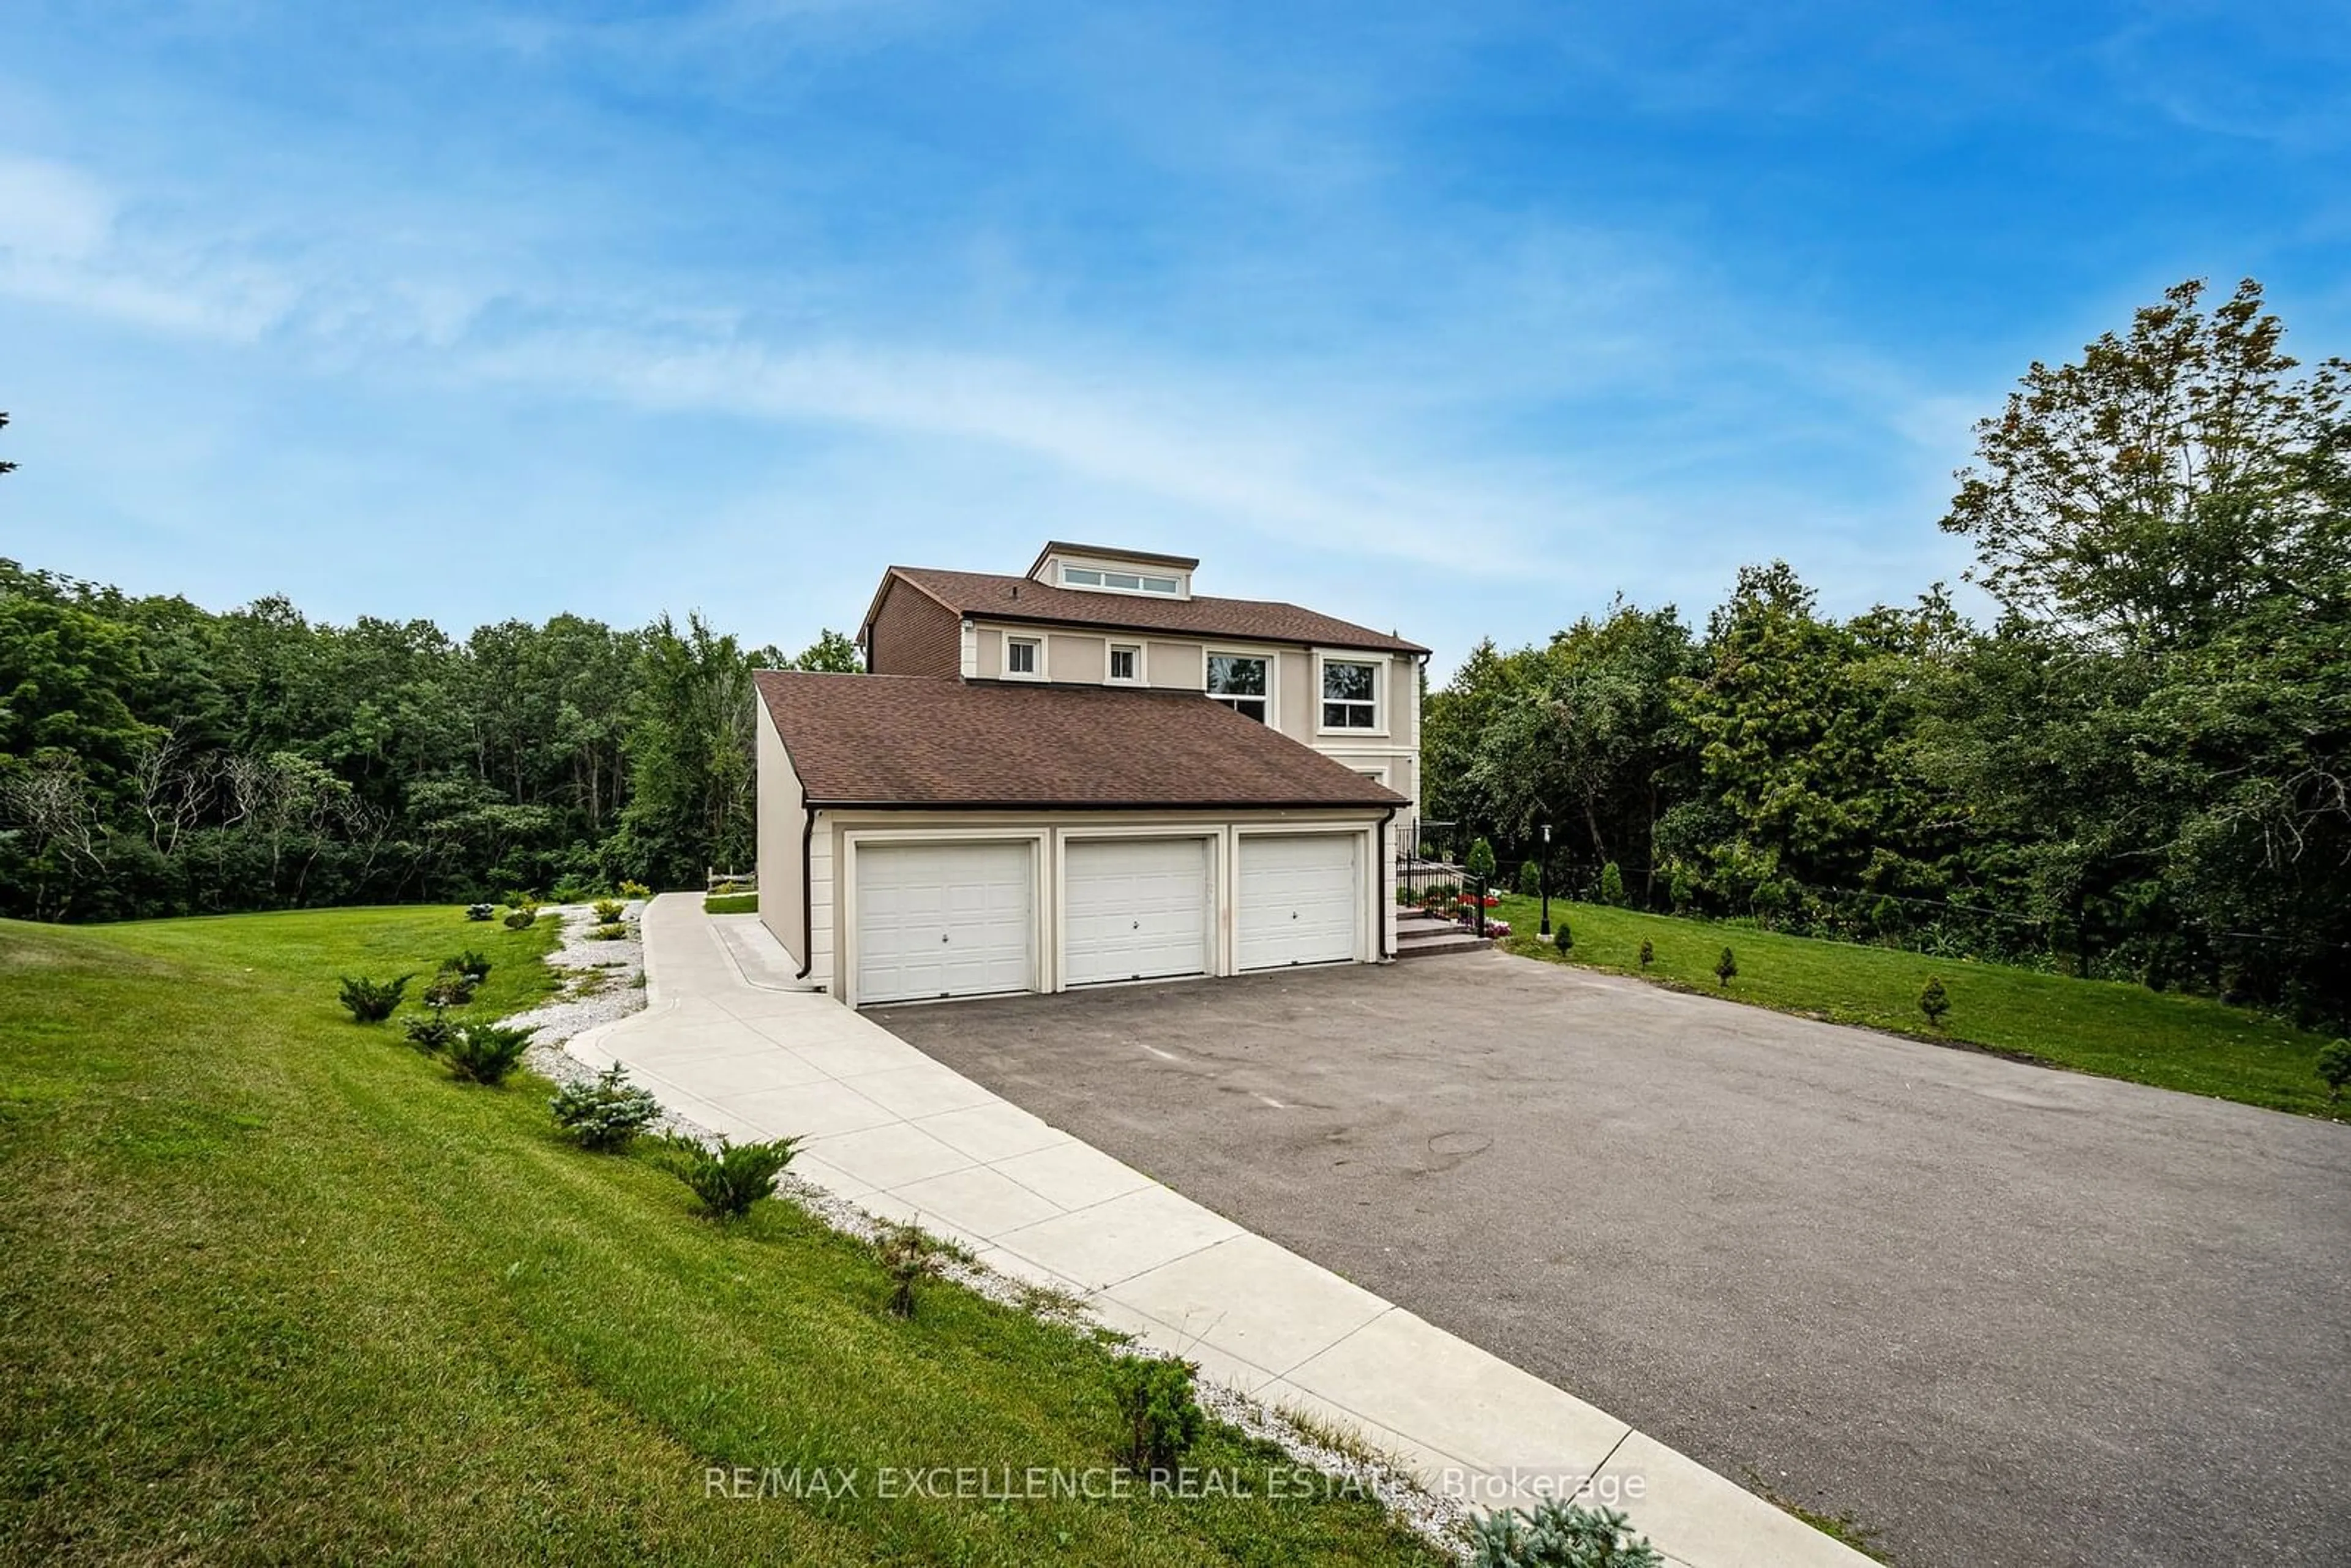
[1065,838,1212,986]
[857,841,1034,1005]
[1238,833,1360,970]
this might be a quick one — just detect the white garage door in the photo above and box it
[1238,833,1360,970]
[855,841,1033,1005]
[1065,838,1213,986]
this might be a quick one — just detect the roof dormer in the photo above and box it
[1027,541,1198,601]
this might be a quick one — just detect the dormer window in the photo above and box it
[1063,565,1180,596]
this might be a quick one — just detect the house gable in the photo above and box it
[860,572,964,677]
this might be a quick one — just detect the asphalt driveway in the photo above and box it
[879,950,2351,1568]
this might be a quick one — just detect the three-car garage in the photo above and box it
[840,825,1382,1007]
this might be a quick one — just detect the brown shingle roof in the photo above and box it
[754,672,1407,810]
[883,566,1428,655]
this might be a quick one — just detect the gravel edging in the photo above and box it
[508,904,1474,1557]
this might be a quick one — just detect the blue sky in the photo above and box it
[2,2,2345,673]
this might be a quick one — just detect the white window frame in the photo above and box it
[1314,651,1385,737]
[1203,647,1275,725]
[1106,641,1144,685]
[1004,634,1046,681]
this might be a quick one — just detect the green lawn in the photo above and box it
[0,908,1438,1566]
[704,892,759,915]
[1487,895,2345,1118]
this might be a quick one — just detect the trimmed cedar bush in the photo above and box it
[1714,947,1738,987]
[337,973,411,1023]
[1638,939,1654,969]
[879,1223,937,1319]
[550,1063,663,1151]
[1465,837,1498,882]
[1106,1355,1204,1475]
[1517,860,1542,896]
[658,1133,803,1220]
[1599,861,1626,907]
[1551,921,1572,953]
[1919,975,1952,1029]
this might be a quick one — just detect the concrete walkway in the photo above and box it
[568,895,1869,1568]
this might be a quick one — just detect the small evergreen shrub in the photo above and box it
[465,902,495,922]
[1638,939,1654,969]
[587,922,628,941]
[503,906,539,931]
[1713,947,1738,987]
[879,1222,937,1319]
[659,1133,803,1220]
[551,879,597,904]
[445,1022,536,1086]
[550,1062,662,1151]
[403,1013,456,1053]
[1466,1499,1662,1567]
[452,950,492,981]
[591,899,626,924]
[1599,861,1626,907]
[423,973,475,1010]
[2317,1040,2351,1108]
[1465,837,1498,881]
[337,973,411,1023]
[1551,921,1573,954]
[1106,1355,1204,1474]
[1518,860,1542,896]
[1919,975,1951,1030]
[619,880,652,899]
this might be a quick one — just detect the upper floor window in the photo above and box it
[1062,565,1180,595]
[1006,637,1041,677]
[1108,643,1141,682]
[1207,654,1269,722]
[1322,659,1378,729]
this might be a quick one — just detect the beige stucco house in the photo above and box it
[754,543,1429,1007]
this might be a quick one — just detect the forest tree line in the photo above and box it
[0,557,860,919]
[4,279,2346,1024]
[1425,279,2350,1024]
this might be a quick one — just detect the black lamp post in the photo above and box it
[1539,820,1552,937]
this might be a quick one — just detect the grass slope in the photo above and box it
[1491,894,2343,1117]
[703,893,758,915]
[0,908,1437,1566]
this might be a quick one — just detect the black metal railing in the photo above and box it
[1395,816,1491,939]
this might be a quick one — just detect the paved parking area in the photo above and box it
[879,950,2351,1568]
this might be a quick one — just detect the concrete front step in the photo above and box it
[1396,929,1494,958]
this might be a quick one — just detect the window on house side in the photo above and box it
[1109,645,1139,681]
[1007,639,1040,676]
[1061,565,1180,596]
[1207,654,1269,722]
[1322,659,1377,729]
